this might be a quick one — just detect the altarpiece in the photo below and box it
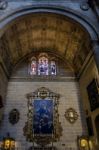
[24,87,62,148]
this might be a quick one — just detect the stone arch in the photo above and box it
[0,6,98,41]
[0,6,98,75]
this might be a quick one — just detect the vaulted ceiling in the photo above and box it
[0,13,91,76]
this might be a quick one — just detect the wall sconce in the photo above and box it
[0,133,15,150]
[64,108,78,124]
[78,136,90,150]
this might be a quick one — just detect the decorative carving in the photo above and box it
[0,0,8,10]
[80,2,89,11]
[64,108,78,124]
[9,109,20,125]
[24,87,62,146]
[27,87,60,100]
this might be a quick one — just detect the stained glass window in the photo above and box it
[30,57,36,75]
[29,53,56,76]
[50,61,56,75]
[38,56,48,75]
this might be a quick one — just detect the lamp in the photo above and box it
[1,133,15,150]
[78,136,90,150]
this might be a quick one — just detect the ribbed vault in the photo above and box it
[0,13,91,76]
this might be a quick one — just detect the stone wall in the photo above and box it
[0,78,87,150]
[79,56,99,149]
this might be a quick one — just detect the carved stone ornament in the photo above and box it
[24,87,62,147]
[0,1,8,10]
[64,108,78,124]
[80,2,89,11]
[9,109,20,125]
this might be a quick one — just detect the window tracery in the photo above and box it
[30,57,36,75]
[50,60,56,75]
[38,56,48,75]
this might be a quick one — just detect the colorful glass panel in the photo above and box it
[29,54,57,76]
[50,61,56,75]
[30,59,36,75]
[38,56,49,75]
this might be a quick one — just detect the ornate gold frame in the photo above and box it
[24,87,62,146]
[64,108,78,124]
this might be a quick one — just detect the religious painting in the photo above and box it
[24,87,62,146]
[33,100,53,134]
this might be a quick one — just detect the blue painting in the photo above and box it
[33,100,53,134]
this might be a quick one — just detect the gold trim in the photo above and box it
[24,87,62,146]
